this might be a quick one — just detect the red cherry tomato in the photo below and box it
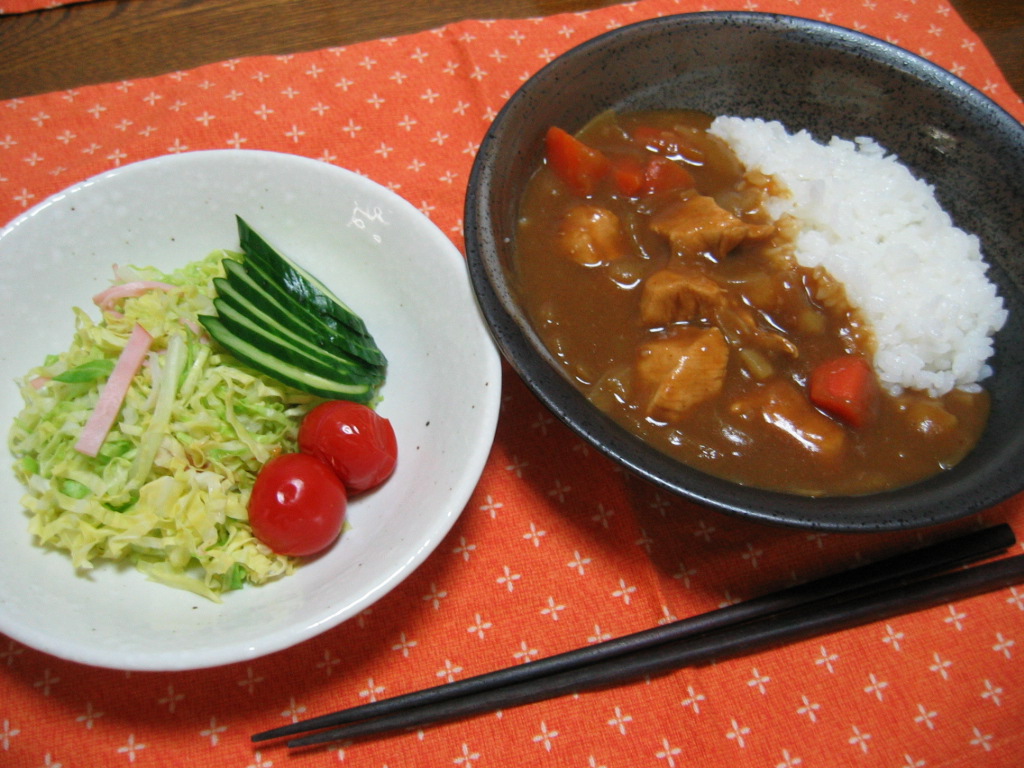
[298,401,398,493]
[249,452,347,556]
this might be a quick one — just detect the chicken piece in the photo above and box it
[729,380,846,459]
[635,328,729,422]
[898,394,959,437]
[640,268,724,326]
[714,303,799,359]
[650,194,774,259]
[556,205,625,266]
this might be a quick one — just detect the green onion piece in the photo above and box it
[53,359,116,383]
[225,563,247,590]
[60,479,91,499]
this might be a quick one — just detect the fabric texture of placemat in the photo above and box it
[1,0,84,13]
[2,1,1023,767]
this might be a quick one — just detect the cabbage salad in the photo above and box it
[8,251,319,601]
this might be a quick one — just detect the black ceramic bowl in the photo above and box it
[464,12,1024,532]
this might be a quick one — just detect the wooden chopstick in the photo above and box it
[251,523,1016,746]
[285,550,1024,748]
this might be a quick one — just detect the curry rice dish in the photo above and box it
[513,110,1007,497]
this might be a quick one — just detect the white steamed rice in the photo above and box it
[708,116,1007,397]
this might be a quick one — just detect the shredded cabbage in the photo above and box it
[8,251,320,601]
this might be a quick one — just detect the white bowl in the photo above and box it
[0,150,501,670]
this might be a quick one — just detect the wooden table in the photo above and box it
[0,0,1021,101]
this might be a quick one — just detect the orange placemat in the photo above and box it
[2,1,1023,767]
[0,0,85,13]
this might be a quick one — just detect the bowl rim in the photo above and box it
[464,11,1024,532]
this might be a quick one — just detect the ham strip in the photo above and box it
[93,280,176,313]
[74,323,153,457]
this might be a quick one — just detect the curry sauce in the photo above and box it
[514,110,988,496]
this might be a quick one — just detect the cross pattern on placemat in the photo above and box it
[1,1,1022,767]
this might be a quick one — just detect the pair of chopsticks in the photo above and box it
[253,523,1023,749]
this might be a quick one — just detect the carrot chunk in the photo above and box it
[609,155,645,197]
[640,157,694,195]
[545,126,610,197]
[808,355,880,429]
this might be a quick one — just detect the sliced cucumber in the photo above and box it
[237,216,372,339]
[202,218,388,403]
[198,315,378,403]
[208,298,381,387]
[220,257,386,369]
[211,279,367,372]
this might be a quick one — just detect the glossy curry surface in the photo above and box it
[514,111,989,495]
